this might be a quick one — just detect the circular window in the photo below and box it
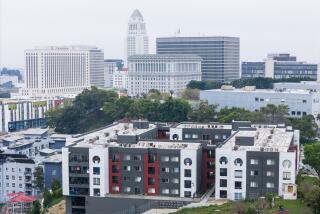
[172,134,179,140]
[184,158,192,166]
[219,156,228,164]
[234,158,243,166]
[282,160,292,168]
[92,156,101,163]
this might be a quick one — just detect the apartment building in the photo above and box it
[0,154,36,203]
[200,86,320,118]
[215,125,299,201]
[0,98,64,132]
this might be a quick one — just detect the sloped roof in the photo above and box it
[130,9,143,20]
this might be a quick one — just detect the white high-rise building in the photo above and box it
[126,9,149,61]
[22,46,104,97]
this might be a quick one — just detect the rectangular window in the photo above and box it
[123,165,131,171]
[235,181,242,189]
[93,167,100,175]
[148,188,155,194]
[184,180,192,188]
[123,187,131,193]
[148,167,155,174]
[148,178,156,185]
[283,172,291,180]
[250,159,259,165]
[220,168,227,176]
[162,167,169,173]
[134,166,141,171]
[250,182,258,187]
[192,134,198,139]
[184,191,192,197]
[266,159,275,165]
[266,171,275,177]
[162,189,169,194]
[161,156,169,162]
[266,182,275,188]
[235,170,242,178]
[112,165,119,173]
[220,190,227,198]
[171,157,179,162]
[133,155,142,161]
[93,188,100,196]
[123,155,131,161]
[161,178,169,183]
[184,134,191,139]
[220,179,227,187]
[172,168,179,173]
[171,189,179,195]
[171,178,179,183]
[250,170,259,176]
[184,169,191,177]
[93,178,100,185]
[112,176,119,184]
[234,193,242,200]
[134,177,142,182]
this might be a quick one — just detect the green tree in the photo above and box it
[51,179,62,198]
[28,200,41,214]
[43,188,52,208]
[289,115,318,144]
[217,107,263,123]
[303,142,320,176]
[260,104,289,124]
[33,166,44,192]
[158,97,191,122]
[305,186,320,214]
[179,88,200,100]
[103,96,134,122]
[126,99,161,121]
[188,101,217,122]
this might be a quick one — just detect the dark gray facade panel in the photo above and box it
[246,151,279,199]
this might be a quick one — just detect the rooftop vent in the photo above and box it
[221,85,235,90]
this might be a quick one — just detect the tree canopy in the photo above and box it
[303,142,320,176]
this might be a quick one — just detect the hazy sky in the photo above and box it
[0,0,319,68]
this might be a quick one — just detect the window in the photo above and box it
[148,167,155,174]
[234,158,243,166]
[235,170,242,178]
[184,191,192,197]
[123,176,130,181]
[291,111,296,115]
[184,169,191,177]
[123,155,131,161]
[112,165,119,173]
[283,172,291,180]
[255,97,259,101]
[220,179,227,187]
[220,168,227,176]
[12,183,15,187]
[12,176,15,180]
[235,181,242,189]
[207,161,214,169]
[260,98,264,102]
[93,178,100,185]
[52,170,56,176]
[171,178,179,183]
[171,189,179,195]
[6,175,9,180]
[162,189,169,194]
[162,178,169,183]
[123,166,131,171]
[220,190,227,198]
[112,186,119,192]
[19,184,22,188]
[250,170,258,176]
[93,188,100,196]
[112,176,119,184]
[184,180,192,188]
[161,156,169,162]
[184,158,192,166]
[282,160,292,168]
[148,178,156,185]
[234,193,242,200]
[134,166,141,171]
[162,167,169,173]
[12,168,14,172]
[134,177,142,182]
[171,157,179,162]
[302,100,307,103]
[124,187,131,193]
[250,159,258,165]
[92,156,101,163]
[266,171,275,177]
[93,167,100,175]
[133,155,142,161]
[266,182,275,188]
[172,168,179,173]
[266,159,275,165]
[19,176,22,181]
[215,135,219,139]
[148,188,155,193]
[250,182,258,188]
[219,156,228,164]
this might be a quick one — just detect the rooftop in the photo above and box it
[118,140,201,150]
[128,54,202,60]
[220,125,294,152]
[23,128,48,136]
[174,122,232,130]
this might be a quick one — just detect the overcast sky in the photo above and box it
[0,0,319,68]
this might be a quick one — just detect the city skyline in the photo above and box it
[0,0,319,68]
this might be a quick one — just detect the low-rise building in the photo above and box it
[104,59,124,88]
[128,54,202,97]
[0,98,63,132]
[112,68,129,90]
[0,154,36,203]
[273,81,320,91]
[43,153,62,189]
[215,124,299,200]
[200,86,320,118]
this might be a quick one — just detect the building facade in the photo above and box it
[200,86,320,118]
[215,125,299,200]
[113,68,129,90]
[127,9,149,61]
[242,53,318,79]
[104,59,124,88]
[156,37,240,82]
[0,154,36,203]
[128,54,202,96]
[0,98,63,132]
[23,46,104,97]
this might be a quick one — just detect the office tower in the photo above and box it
[127,54,202,96]
[242,53,318,79]
[104,59,124,88]
[126,9,149,61]
[23,46,104,97]
[156,37,240,82]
